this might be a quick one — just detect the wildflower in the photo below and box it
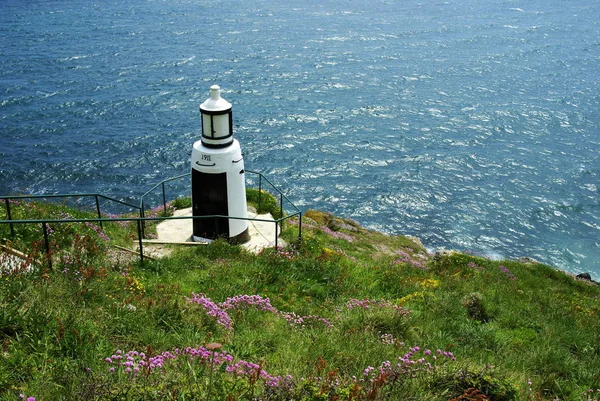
[279,311,332,329]
[225,358,283,386]
[187,293,332,331]
[393,249,428,270]
[125,277,145,295]
[273,246,299,259]
[186,293,233,330]
[345,298,411,316]
[399,291,426,305]
[84,222,109,241]
[380,333,397,345]
[363,366,375,377]
[221,294,278,313]
[498,265,516,280]
[320,226,354,242]
[420,279,440,289]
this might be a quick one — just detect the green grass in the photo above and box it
[1,199,599,400]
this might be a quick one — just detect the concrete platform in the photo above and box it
[0,244,32,273]
[147,207,284,254]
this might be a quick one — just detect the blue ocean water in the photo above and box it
[1,0,599,277]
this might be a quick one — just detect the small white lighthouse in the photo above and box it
[191,85,250,244]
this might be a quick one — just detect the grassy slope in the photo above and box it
[1,200,599,400]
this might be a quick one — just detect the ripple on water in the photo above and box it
[1,0,600,276]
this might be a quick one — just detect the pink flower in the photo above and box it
[186,293,233,330]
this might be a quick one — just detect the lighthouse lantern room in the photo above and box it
[191,85,250,244]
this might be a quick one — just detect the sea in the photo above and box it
[1,0,599,278]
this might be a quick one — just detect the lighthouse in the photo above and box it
[191,85,250,244]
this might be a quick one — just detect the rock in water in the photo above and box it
[576,272,593,281]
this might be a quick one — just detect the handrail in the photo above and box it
[0,212,302,267]
[139,172,190,215]
[1,193,140,211]
[2,193,140,238]
[1,171,303,266]
[246,169,301,214]
[138,170,302,239]
[138,172,190,237]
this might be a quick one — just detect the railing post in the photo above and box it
[258,175,262,212]
[5,199,15,238]
[279,193,284,232]
[162,182,167,215]
[140,201,146,239]
[42,222,52,270]
[275,221,278,249]
[299,214,303,243]
[95,195,103,229]
[137,219,144,263]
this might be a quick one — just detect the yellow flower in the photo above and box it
[399,291,425,305]
[420,279,440,289]
[125,276,145,295]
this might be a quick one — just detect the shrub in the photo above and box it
[434,366,517,401]
[462,293,490,323]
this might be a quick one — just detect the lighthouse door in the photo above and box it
[192,170,229,239]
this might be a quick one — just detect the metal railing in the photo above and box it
[138,170,302,247]
[139,172,190,225]
[2,193,140,237]
[1,172,302,267]
[1,194,140,269]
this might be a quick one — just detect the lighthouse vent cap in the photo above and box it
[200,85,232,112]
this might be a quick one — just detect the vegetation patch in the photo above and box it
[1,199,600,400]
